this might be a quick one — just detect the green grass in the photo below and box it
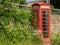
[51,33,60,45]
[0,40,42,45]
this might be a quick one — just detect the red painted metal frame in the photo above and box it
[31,2,51,44]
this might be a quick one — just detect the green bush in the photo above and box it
[51,5,55,9]
[51,33,60,45]
[0,0,42,45]
[0,7,42,45]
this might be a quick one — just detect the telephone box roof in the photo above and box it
[32,2,50,6]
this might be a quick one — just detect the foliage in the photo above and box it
[0,0,42,45]
[51,5,54,9]
[51,10,60,15]
[0,0,26,4]
[51,33,60,45]
[51,0,60,9]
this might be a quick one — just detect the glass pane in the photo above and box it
[32,11,38,15]
[43,34,48,38]
[33,5,40,9]
[42,11,49,38]
[32,10,38,29]
[33,6,40,9]
[43,31,48,34]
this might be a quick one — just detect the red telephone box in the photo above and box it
[32,2,51,44]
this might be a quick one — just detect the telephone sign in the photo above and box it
[31,2,51,44]
[41,6,50,8]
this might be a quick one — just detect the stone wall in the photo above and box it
[51,14,60,33]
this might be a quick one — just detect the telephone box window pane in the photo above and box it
[32,11,38,29]
[32,4,39,29]
[43,27,48,30]
[32,11,38,15]
[34,17,38,29]
[34,25,37,29]
[43,11,48,16]
[43,21,48,24]
[42,11,48,27]
[43,34,48,38]
[33,6,40,9]
[42,11,49,38]
[34,18,37,25]
[43,32,48,34]
[43,25,47,27]
[32,4,40,9]
[43,18,46,20]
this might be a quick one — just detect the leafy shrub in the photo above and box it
[0,1,42,45]
[0,7,42,45]
[51,33,60,45]
[51,5,55,9]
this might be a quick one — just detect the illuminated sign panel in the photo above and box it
[41,6,50,8]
